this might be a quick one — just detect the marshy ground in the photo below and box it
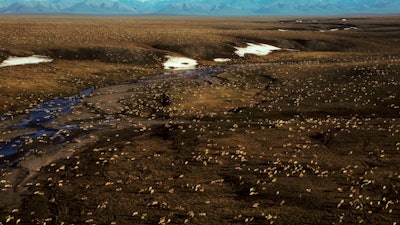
[0,16,399,224]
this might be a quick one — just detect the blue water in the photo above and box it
[18,88,94,128]
[0,88,94,168]
[0,66,228,168]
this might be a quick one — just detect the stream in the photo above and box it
[0,66,227,168]
[0,88,94,168]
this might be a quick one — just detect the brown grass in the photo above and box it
[1,16,400,114]
[0,16,400,225]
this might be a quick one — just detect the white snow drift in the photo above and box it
[213,58,232,62]
[163,55,198,70]
[0,55,53,67]
[235,43,281,57]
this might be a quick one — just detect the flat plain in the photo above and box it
[0,16,399,224]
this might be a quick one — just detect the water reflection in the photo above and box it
[0,88,94,168]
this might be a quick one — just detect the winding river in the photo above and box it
[0,66,227,168]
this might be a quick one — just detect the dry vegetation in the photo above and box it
[1,16,399,113]
[0,16,400,225]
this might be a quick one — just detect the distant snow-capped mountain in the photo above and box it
[0,0,137,14]
[0,0,399,15]
[66,0,137,14]
[1,1,72,13]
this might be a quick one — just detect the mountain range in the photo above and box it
[0,0,399,16]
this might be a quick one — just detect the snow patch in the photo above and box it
[344,27,358,30]
[163,55,198,70]
[235,43,281,57]
[213,58,231,63]
[278,29,289,32]
[320,27,358,32]
[0,55,53,67]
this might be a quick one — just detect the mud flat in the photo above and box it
[0,16,400,224]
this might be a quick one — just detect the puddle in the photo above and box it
[164,55,198,70]
[235,43,281,57]
[0,55,53,67]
